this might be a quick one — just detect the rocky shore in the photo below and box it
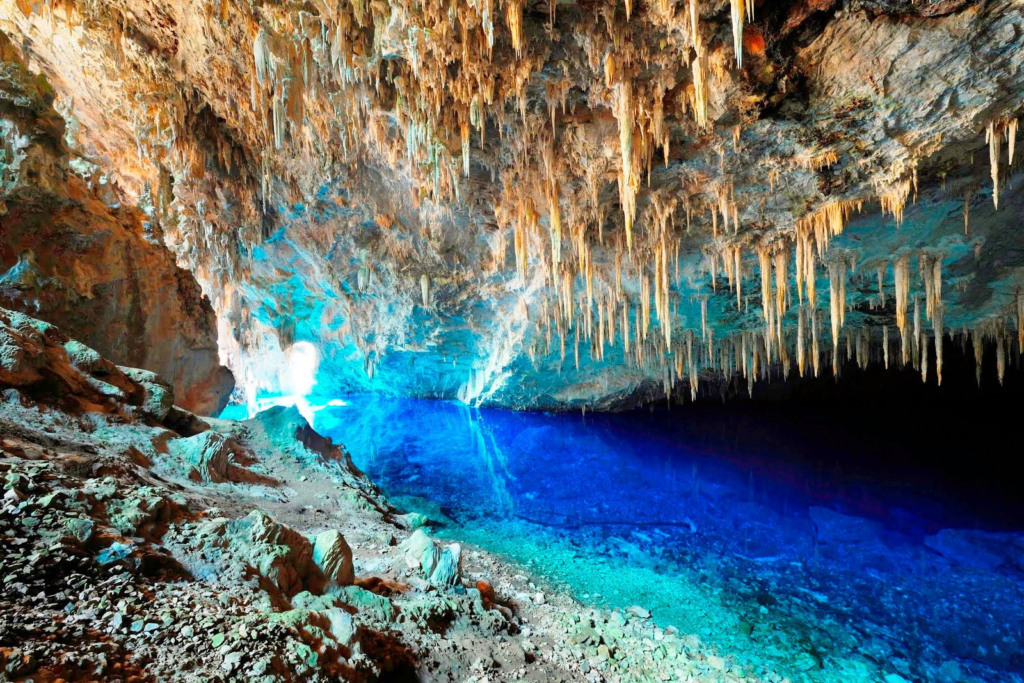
[0,306,784,682]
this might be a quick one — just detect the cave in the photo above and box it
[1,0,1023,680]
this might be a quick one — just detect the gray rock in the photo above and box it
[120,366,175,421]
[402,529,461,588]
[312,530,355,586]
[166,431,233,483]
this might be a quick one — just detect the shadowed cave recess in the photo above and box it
[1,0,1024,680]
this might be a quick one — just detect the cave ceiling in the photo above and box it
[2,0,1024,408]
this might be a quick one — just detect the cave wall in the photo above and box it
[0,32,234,415]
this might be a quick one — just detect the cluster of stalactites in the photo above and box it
[512,210,1024,407]
[987,117,1018,210]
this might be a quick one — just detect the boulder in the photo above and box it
[119,366,175,421]
[166,431,233,483]
[312,530,355,586]
[402,529,462,589]
[194,510,319,597]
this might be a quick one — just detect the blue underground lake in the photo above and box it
[308,395,1024,682]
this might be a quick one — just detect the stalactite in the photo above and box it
[420,273,430,306]
[774,250,788,330]
[613,81,638,252]
[1009,118,1018,166]
[920,255,940,323]
[974,329,984,387]
[894,255,910,364]
[733,247,743,309]
[805,307,818,377]
[1017,292,1024,354]
[796,200,862,257]
[883,325,890,369]
[729,0,744,68]
[797,305,806,377]
[623,302,631,356]
[963,191,972,235]
[879,179,911,225]
[987,119,1003,210]
[797,150,838,173]
[254,29,274,88]
[997,334,1006,385]
[690,49,709,131]
[876,263,886,308]
[700,296,708,343]
[461,121,471,177]
[828,259,846,374]
[687,333,697,401]
[506,0,524,58]
[921,329,930,383]
[913,297,921,372]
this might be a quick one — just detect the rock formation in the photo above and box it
[1,306,777,682]
[1,1,1023,411]
[0,32,233,415]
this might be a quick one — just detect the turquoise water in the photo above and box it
[311,395,1024,682]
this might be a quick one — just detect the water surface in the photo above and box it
[312,395,1024,682]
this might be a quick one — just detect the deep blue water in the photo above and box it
[308,395,1024,682]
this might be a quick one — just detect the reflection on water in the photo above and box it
[314,395,1024,682]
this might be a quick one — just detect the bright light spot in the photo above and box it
[284,341,319,396]
[283,341,319,424]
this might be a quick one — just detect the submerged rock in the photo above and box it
[924,529,1024,572]
[809,506,884,545]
